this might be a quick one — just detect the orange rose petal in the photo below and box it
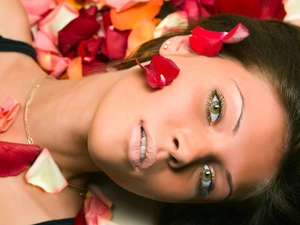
[110,0,163,31]
[0,97,20,132]
[67,56,83,79]
[126,16,155,57]
[25,148,68,194]
[104,0,149,12]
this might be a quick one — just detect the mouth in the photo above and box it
[140,128,147,161]
[128,122,156,170]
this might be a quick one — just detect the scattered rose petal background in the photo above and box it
[19,0,289,79]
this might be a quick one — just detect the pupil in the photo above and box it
[211,101,220,113]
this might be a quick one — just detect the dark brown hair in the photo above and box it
[116,14,300,225]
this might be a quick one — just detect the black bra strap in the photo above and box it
[0,36,36,61]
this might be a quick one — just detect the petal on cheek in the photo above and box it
[136,54,180,89]
[25,148,68,194]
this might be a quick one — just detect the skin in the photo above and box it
[0,1,286,223]
[88,36,287,203]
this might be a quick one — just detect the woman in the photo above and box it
[0,1,299,225]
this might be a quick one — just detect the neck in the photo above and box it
[27,70,124,181]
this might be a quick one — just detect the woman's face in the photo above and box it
[88,36,286,203]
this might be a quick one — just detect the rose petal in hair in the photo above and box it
[136,54,180,88]
[189,23,249,56]
[25,148,68,194]
[0,141,40,177]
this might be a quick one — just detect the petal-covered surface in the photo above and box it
[0,97,20,132]
[110,0,163,31]
[136,54,180,88]
[283,0,300,26]
[25,148,68,194]
[189,23,249,56]
[0,141,40,177]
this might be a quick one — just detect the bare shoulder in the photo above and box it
[0,0,32,44]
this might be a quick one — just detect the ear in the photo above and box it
[159,35,194,56]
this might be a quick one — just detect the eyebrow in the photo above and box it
[232,80,245,135]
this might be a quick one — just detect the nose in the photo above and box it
[167,129,213,169]
[159,35,194,56]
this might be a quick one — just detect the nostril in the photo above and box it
[171,156,178,164]
[173,138,179,149]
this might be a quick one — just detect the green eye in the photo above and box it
[199,164,214,198]
[206,90,224,124]
[202,164,212,189]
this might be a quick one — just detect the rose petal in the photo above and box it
[25,148,68,194]
[102,26,130,60]
[110,0,163,31]
[0,141,40,177]
[78,37,104,64]
[153,11,188,39]
[126,17,155,57]
[0,97,20,132]
[105,0,149,12]
[39,1,79,44]
[58,17,101,56]
[20,0,56,25]
[213,0,285,19]
[136,54,180,88]
[189,23,249,56]
[67,56,83,79]
[284,0,300,26]
[84,185,113,225]
[36,50,71,77]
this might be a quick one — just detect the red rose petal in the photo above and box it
[189,23,249,56]
[58,17,100,56]
[0,141,40,177]
[78,37,104,64]
[136,54,180,89]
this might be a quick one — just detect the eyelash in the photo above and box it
[198,164,215,198]
[206,89,225,124]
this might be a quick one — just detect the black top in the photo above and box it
[0,36,36,61]
[33,218,74,225]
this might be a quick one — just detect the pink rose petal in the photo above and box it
[20,0,56,25]
[189,23,249,56]
[0,141,40,177]
[38,1,79,44]
[84,185,114,225]
[136,54,180,88]
[25,148,68,194]
[0,97,20,132]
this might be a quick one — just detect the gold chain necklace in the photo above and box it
[23,76,87,197]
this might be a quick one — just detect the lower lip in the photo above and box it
[128,122,156,170]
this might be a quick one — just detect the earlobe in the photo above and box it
[159,35,193,56]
